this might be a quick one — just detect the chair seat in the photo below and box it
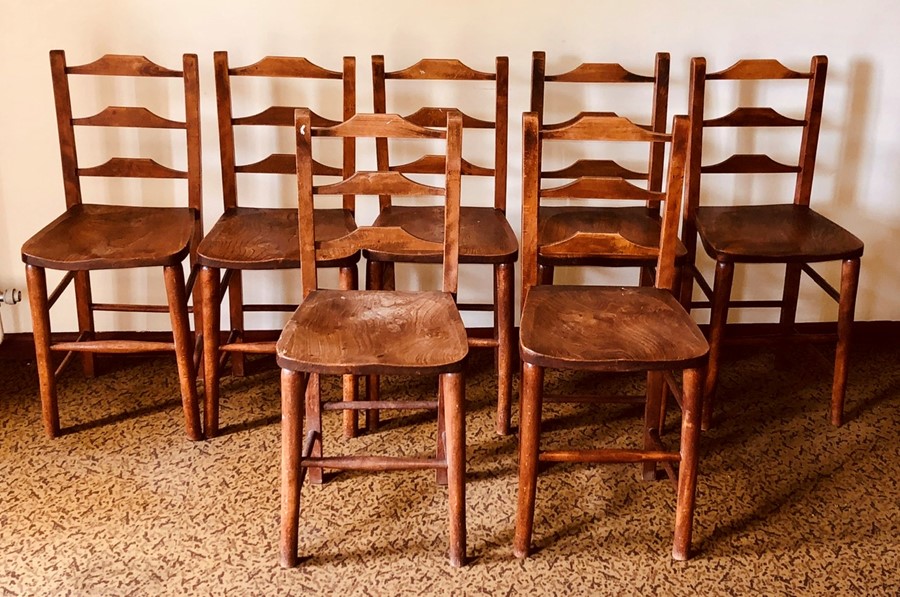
[696,204,864,263]
[364,205,518,264]
[276,290,468,375]
[21,204,196,270]
[520,285,708,372]
[538,206,687,265]
[197,206,358,269]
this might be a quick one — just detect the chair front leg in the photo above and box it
[495,262,515,436]
[200,266,221,438]
[514,361,544,559]
[442,371,466,567]
[673,366,703,561]
[831,257,860,426]
[280,368,309,568]
[26,264,60,438]
[163,264,203,441]
[702,259,734,430]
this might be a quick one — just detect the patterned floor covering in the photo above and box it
[1,339,899,595]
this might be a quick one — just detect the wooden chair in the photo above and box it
[278,110,468,567]
[530,51,681,288]
[22,51,203,440]
[197,53,359,438]
[515,112,707,560]
[679,56,864,429]
[367,55,517,435]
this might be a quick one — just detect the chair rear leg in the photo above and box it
[73,270,96,377]
[832,258,860,426]
[442,371,466,567]
[163,264,203,441]
[436,379,447,485]
[495,262,515,436]
[200,266,221,438]
[26,265,60,438]
[339,265,360,438]
[226,270,246,377]
[673,367,703,561]
[538,264,554,285]
[514,361,544,559]
[280,368,308,568]
[703,260,734,430]
[305,374,324,484]
[364,260,382,431]
[776,263,803,369]
[643,370,666,481]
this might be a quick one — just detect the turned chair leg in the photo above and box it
[163,265,203,441]
[26,265,60,438]
[305,374,324,485]
[831,258,860,426]
[280,368,309,568]
[495,262,515,435]
[200,266,221,438]
[702,260,734,431]
[514,361,544,559]
[442,371,466,567]
[673,367,703,561]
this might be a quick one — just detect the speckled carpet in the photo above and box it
[1,338,899,595]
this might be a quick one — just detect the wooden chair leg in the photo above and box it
[364,260,382,432]
[280,368,308,568]
[514,361,544,559]
[776,263,803,369]
[73,270,96,377]
[702,260,734,431]
[163,265,203,441]
[227,270,246,377]
[831,258,860,426]
[305,373,324,485]
[442,371,466,567]
[26,265,60,438]
[495,262,515,436]
[339,265,360,438]
[643,370,665,481]
[200,266,221,438]
[436,379,447,486]
[673,367,703,561]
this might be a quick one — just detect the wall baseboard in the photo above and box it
[2,320,898,362]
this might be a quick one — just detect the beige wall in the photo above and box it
[1,0,898,334]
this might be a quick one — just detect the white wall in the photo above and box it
[1,0,898,334]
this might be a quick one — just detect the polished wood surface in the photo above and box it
[520,285,707,371]
[680,55,863,429]
[278,110,468,568]
[22,204,196,270]
[530,52,672,278]
[276,290,467,375]
[370,55,516,435]
[516,113,707,560]
[22,51,203,440]
[198,53,357,438]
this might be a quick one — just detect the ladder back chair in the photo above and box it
[22,51,203,440]
[198,53,358,438]
[516,112,707,560]
[368,55,517,435]
[278,109,468,567]
[679,56,863,429]
[529,51,680,288]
